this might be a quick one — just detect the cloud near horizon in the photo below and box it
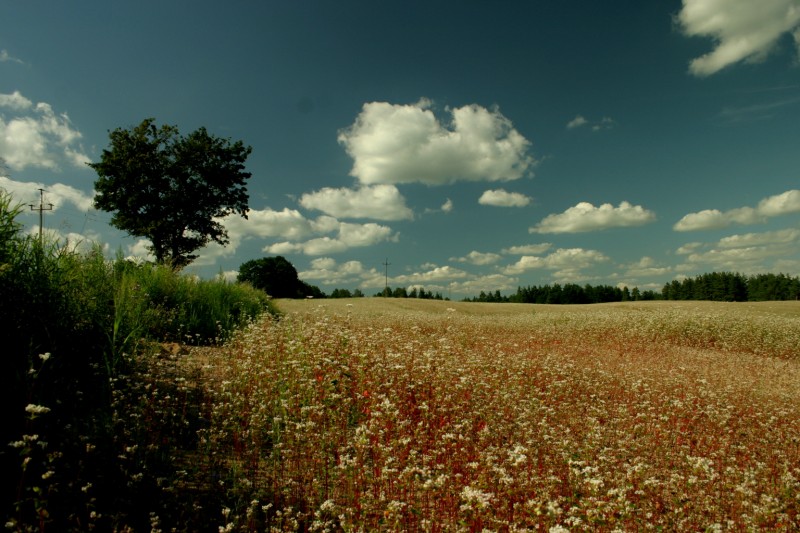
[0,91,90,171]
[678,0,800,76]
[676,227,800,273]
[478,188,531,207]
[338,99,535,186]
[300,184,413,221]
[0,175,94,212]
[673,189,800,231]
[503,248,610,275]
[530,201,656,234]
[264,221,396,256]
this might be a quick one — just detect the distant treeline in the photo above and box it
[661,272,800,302]
[326,286,448,300]
[465,284,660,304]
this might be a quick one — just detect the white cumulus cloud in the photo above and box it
[0,91,90,171]
[299,184,413,221]
[566,115,588,129]
[501,243,553,255]
[674,189,800,231]
[338,99,535,186]
[299,257,373,285]
[0,175,94,212]
[678,0,800,76]
[264,221,396,256]
[676,227,800,273]
[478,189,531,207]
[503,248,609,275]
[450,250,502,265]
[530,201,656,234]
[393,265,470,284]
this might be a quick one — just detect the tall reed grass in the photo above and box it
[0,188,274,530]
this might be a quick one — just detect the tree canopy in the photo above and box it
[237,256,324,299]
[89,118,252,269]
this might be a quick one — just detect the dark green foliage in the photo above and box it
[237,255,324,298]
[661,272,799,301]
[89,118,252,269]
[465,283,661,304]
[0,188,273,530]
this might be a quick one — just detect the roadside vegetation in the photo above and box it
[1,188,274,531]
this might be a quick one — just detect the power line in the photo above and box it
[29,188,54,242]
[382,257,391,290]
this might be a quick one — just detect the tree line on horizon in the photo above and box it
[465,284,660,304]
[660,272,799,302]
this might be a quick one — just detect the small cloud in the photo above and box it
[0,91,33,111]
[0,50,24,65]
[592,117,615,131]
[450,250,502,266]
[441,198,453,213]
[531,201,656,234]
[299,184,413,221]
[567,115,614,131]
[622,256,673,278]
[673,189,800,231]
[501,243,553,255]
[478,189,531,207]
[566,115,588,129]
[678,0,800,76]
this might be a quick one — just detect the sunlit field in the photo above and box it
[200,299,800,531]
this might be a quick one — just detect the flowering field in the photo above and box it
[200,299,800,531]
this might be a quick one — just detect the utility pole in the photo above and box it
[29,188,54,243]
[382,257,390,291]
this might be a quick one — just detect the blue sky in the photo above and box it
[1,0,799,298]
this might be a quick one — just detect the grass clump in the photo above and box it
[0,188,274,531]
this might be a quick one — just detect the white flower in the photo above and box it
[25,404,50,415]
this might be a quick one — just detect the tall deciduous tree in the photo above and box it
[89,118,252,269]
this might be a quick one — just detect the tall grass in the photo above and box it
[0,188,274,530]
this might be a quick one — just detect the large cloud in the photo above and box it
[264,221,396,256]
[0,175,94,212]
[676,227,800,273]
[298,257,376,286]
[674,189,800,231]
[530,201,656,234]
[0,91,89,170]
[503,248,609,275]
[678,0,800,76]
[392,265,470,285]
[338,99,535,186]
[299,184,413,221]
[478,189,531,207]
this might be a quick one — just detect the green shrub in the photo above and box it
[0,187,274,530]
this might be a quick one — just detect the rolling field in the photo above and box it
[200,299,800,531]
